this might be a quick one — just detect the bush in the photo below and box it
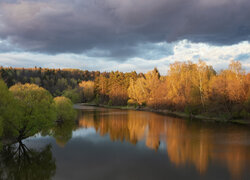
[54,96,76,122]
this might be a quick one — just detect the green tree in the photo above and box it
[62,88,82,103]
[9,84,56,141]
[52,96,77,146]
[0,80,18,138]
[56,78,68,92]
[0,80,9,137]
[54,96,76,122]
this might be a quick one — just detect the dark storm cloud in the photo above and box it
[0,0,250,58]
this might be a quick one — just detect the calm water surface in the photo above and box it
[2,106,250,180]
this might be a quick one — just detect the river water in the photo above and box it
[2,106,250,180]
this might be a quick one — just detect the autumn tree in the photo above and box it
[107,71,129,105]
[244,73,250,116]
[209,61,248,118]
[165,62,194,110]
[128,69,161,106]
[0,62,249,120]
[190,60,215,111]
[94,73,109,104]
[144,68,164,108]
[147,78,169,109]
[128,77,148,106]
[79,81,95,102]
[227,61,247,103]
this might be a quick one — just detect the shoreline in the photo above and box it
[75,103,250,125]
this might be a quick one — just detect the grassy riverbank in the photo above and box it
[77,103,250,125]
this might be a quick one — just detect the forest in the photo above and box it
[0,60,250,121]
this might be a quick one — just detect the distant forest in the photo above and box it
[0,67,98,97]
[0,60,249,120]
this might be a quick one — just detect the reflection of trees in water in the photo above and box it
[165,120,212,173]
[145,116,165,151]
[52,120,77,147]
[39,112,77,147]
[79,109,167,150]
[212,142,250,179]
[165,120,250,178]
[78,109,250,178]
[0,142,56,180]
[0,111,76,179]
[127,112,147,145]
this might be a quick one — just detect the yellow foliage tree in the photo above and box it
[128,77,148,106]
[79,81,95,102]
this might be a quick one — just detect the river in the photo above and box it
[1,106,250,180]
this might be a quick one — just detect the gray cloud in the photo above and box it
[0,0,250,59]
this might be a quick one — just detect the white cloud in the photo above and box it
[164,40,250,71]
[0,40,249,74]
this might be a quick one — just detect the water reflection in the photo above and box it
[1,106,250,179]
[0,142,56,180]
[0,114,75,179]
[52,120,77,147]
[78,107,250,179]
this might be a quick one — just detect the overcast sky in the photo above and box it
[0,0,250,73]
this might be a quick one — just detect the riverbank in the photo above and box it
[75,103,250,125]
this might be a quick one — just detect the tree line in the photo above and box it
[94,60,250,120]
[1,60,250,120]
[0,67,99,103]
